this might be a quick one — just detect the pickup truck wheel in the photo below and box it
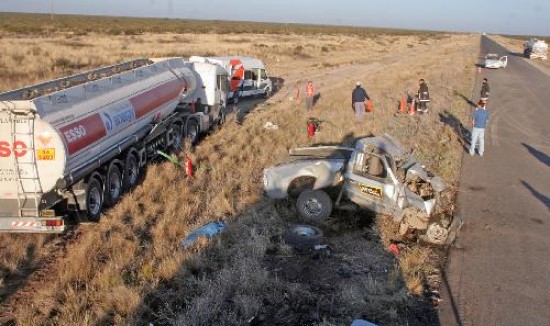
[284,225,323,251]
[85,176,103,222]
[296,189,332,221]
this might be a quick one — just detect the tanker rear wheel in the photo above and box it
[186,119,199,146]
[123,151,140,192]
[105,163,123,207]
[85,176,104,222]
[170,122,184,152]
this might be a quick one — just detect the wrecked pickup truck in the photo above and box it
[263,134,462,245]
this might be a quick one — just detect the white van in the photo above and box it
[190,56,273,102]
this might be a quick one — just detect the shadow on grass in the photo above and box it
[522,143,550,167]
[439,110,471,152]
[453,90,476,108]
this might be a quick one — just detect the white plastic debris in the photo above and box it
[351,320,378,326]
[263,121,279,130]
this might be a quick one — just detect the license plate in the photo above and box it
[360,185,382,198]
[37,148,55,160]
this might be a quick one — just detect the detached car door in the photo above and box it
[343,151,396,214]
[500,56,508,68]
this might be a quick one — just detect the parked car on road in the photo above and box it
[484,53,507,69]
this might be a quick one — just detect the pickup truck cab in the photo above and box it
[263,134,462,244]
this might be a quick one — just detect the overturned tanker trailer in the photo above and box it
[0,57,228,233]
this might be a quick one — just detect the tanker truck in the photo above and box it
[0,57,229,233]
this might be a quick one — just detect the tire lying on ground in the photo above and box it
[296,189,332,221]
[284,224,324,251]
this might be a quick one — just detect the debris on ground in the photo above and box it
[388,243,400,256]
[263,121,279,130]
[156,150,182,168]
[284,224,323,251]
[180,221,226,248]
[351,319,378,326]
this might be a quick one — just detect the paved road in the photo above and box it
[439,36,550,325]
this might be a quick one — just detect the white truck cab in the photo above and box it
[190,56,272,102]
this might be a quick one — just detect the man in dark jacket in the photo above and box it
[480,78,490,103]
[352,81,370,122]
[416,79,430,113]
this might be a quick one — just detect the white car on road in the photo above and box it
[484,53,508,69]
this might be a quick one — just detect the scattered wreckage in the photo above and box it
[263,134,462,245]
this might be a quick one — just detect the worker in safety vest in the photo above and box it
[305,80,315,113]
[416,79,430,113]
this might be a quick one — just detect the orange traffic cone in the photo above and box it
[294,87,301,102]
[409,101,416,115]
[399,97,406,113]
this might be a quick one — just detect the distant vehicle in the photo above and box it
[482,32,487,36]
[190,56,273,103]
[524,38,548,60]
[0,57,228,233]
[484,53,508,69]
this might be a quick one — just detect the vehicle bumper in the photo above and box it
[0,217,65,233]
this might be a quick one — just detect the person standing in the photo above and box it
[416,78,430,113]
[470,100,489,157]
[305,80,315,113]
[480,78,490,103]
[351,81,370,122]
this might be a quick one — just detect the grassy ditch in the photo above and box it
[0,21,478,325]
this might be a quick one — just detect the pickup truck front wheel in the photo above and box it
[296,189,332,221]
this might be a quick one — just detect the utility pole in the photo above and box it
[49,0,53,21]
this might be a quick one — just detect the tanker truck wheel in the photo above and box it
[186,119,199,146]
[170,122,184,152]
[104,163,123,207]
[85,175,104,222]
[122,151,140,192]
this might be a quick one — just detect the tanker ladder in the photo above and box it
[9,110,43,218]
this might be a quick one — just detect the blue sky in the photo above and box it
[0,0,548,36]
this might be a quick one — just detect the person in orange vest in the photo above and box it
[305,80,315,113]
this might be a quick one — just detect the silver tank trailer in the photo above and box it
[0,58,197,232]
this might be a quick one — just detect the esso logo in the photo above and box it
[63,125,87,143]
[0,140,28,157]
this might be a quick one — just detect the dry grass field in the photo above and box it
[0,14,480,325]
